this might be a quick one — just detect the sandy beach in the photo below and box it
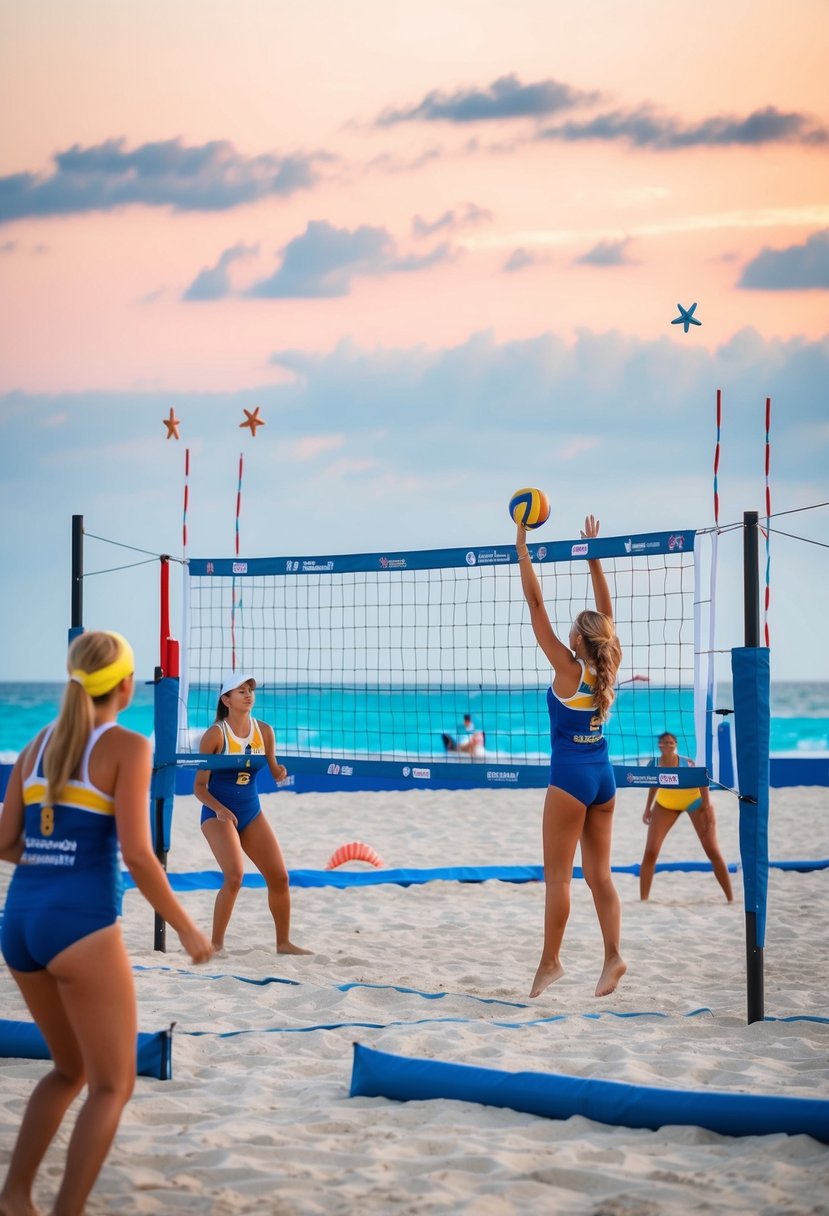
[1,783,828,1215]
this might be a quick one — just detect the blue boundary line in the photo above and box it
[121,856,829,893]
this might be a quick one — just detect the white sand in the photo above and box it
[2,785,828,1214]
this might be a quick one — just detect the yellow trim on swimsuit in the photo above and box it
[24,781,115,816]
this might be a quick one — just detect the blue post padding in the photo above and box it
[152,676,179,781]
[732,647,771,946]
[151,676,181,853]
[717,719,735,789]
[0,1020,173,1080]
[349,1044,829,1143]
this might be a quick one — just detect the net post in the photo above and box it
[152,661,167,954]
[151,555,178,953]
[69,515,84,644]
[740,510,765,1025]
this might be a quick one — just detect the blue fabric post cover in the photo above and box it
[0,1019,173,1080]
[151,676,180,854]
[349,1044,829,1143]
[732,647,771,946]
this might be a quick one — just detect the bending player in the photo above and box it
[194,673,312,956]
[640,731,733,902]
[516,514,626,998]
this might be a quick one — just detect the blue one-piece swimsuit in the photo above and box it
[1,723,122,973]
[200,718,266,833]
[547,660,616,806]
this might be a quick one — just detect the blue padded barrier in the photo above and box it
[0,1019,174,1080]
[349,1043,829,1142]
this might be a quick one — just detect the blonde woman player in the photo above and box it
[516,514,626,998]
[640,731,734,902]
[0,631,212,1216]
[194,673,312,956]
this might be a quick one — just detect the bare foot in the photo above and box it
[277,942,314,955]
[595,954,627,997]
[529,960,564,998]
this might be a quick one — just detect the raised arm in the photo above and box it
[516,522,579,678]
[582,514,613,621]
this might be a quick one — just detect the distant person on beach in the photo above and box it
[441,713,485,757]
[0,631,212,1216]
[194,673,312,956]
[640,732,734,903]
[516,514,626,999]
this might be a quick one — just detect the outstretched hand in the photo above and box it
[581,514,600,540]
[179,924,213,964]
[515,521,527,547]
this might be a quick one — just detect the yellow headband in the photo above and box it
[70,632,135,698]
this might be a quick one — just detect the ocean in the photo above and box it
[0,681,827,764]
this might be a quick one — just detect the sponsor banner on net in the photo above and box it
[625,772,660,787]
[326,763,353,777]
[486,770,520,783]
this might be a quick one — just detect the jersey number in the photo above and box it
[236,772,251,786]
[40,806,55,836]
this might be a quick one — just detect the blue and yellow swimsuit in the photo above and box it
[200,718,266,833]
[547,660,616,806]
[1,723,122,972]
[652,757,703,813]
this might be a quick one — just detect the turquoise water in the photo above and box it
[0,681,826,763]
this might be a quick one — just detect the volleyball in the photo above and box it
[509,487,550,530]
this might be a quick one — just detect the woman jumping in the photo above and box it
[517,514,626,998]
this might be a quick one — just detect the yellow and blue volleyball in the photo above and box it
[509,487,550,530]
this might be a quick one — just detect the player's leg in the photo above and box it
[0,967,85,1216]
[581,795,626,995]
[639,805,680,900]
[201,818,246,948]
[689,804,734,901]
[529,782,586,998]
[49,926,136,1216]
[239,813,312,955]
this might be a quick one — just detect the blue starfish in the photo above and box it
[671,302,701,333]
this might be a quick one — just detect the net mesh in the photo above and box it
[179,535,703,771]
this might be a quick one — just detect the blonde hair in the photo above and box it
[43,632,127,806]
[574,609,622,723]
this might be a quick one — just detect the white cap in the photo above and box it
[220,672,257,696]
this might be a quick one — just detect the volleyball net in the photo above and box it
[173,528,717,791]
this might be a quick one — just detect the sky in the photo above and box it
[1,0,827,683]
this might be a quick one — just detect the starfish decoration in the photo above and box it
[671,302,701,333]
[240,406,265,437]
[163,408,181,440]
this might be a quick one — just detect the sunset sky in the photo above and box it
[1,0,827,682]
